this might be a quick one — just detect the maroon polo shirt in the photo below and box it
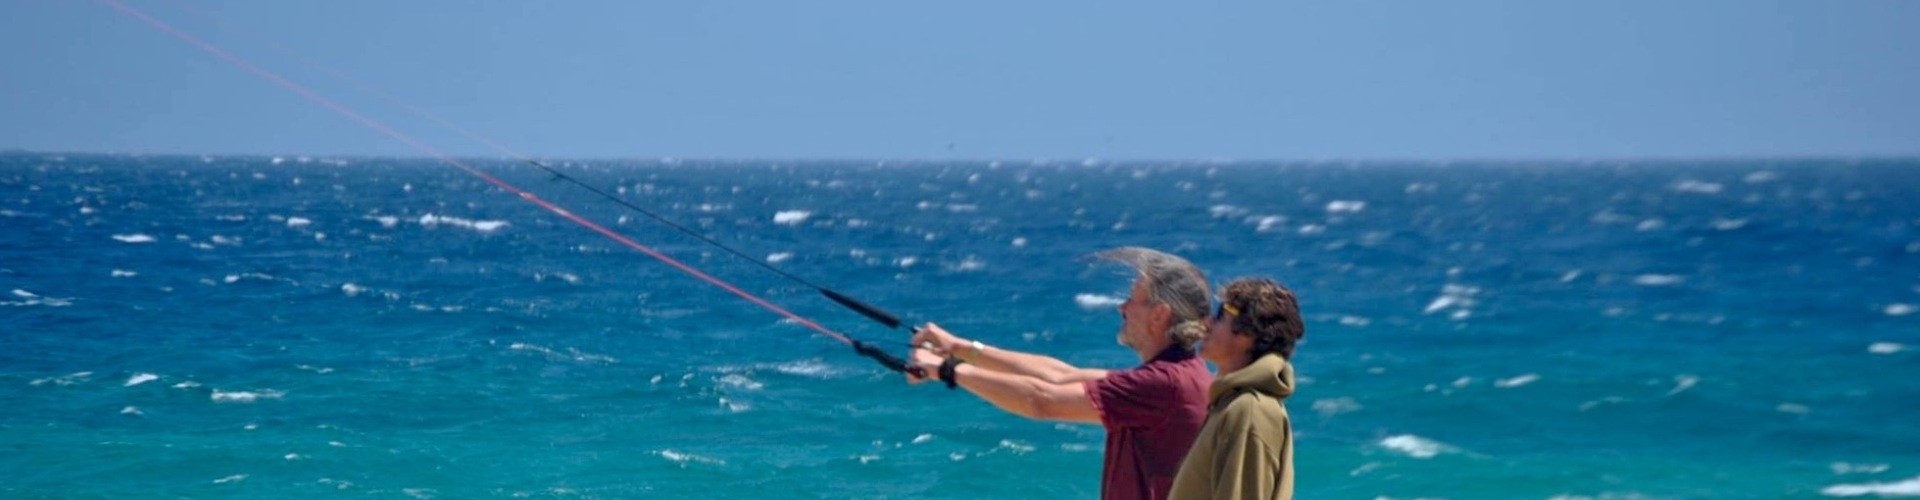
[1082,345,1213,500]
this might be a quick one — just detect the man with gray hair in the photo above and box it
[908,247,1214,500]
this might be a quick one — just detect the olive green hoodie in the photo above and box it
[1167,353,1295,500]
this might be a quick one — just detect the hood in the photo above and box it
[1208,353,1294,407]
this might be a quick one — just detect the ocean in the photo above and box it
[3,153,1916,498]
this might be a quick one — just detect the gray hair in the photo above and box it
[1096,247,1211,349]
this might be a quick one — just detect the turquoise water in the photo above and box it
[3,153,1917,498]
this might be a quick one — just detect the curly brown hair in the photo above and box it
[1219,278,1305,360]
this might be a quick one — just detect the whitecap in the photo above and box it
[1636,219,1666,232]
[1667,374,1699,396]
[1711,218,1750,231]
[1423,296,1460,314]
[1297,224,1327,236]
[125,373,159,387]
[173,380,201,389]
[656,449,727,467]
[1326,200,1366,214]
[1075,293,1124,310]
[341,283,365,297]
[286,217,312,227]
[894,257,918,268]
[766,252,794,264]
[911,434,936,444]
[1251,215,1287,233]
[1312,397,1362,417]
[112,234,156,243]
[418,214,508,233]
[1885,304,1916,316]
[30,371,92,386]
[772,210,811,225]
[1560,270,1583,283]
[1672,180,1724,194]
[1379,435,1448,459]
[1777,403,1811,415]
[1338,316,1371,327]
[372,215,399,228]
[1831,462,1891,475]
[997,439,1036,454]
[1209,205,1248,218]
[111,269,138,278]
[1744,171,1780,184]
[5,289,73,307]
[717,373,763,391]
[1011,237,1028,248]
[1868,342,1908,355]
[1821,475,1920,497]
[1494,374,1540,388]
[212,474,247,484]
[953,256,986,272]
[121,406,142,415]
[1633,274,1685,287]
[766,359,839,378]
[210,389,285,403]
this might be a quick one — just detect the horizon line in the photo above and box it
[6,148,1918,166]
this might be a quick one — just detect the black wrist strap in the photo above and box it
[938,356,964,390]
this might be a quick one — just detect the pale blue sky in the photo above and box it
[4,1,1917,160]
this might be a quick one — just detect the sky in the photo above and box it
[2,0,1917,160]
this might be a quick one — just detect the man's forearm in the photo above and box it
[964,342,1108,384]
[953,363,1100,423]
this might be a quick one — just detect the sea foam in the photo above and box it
[1379,435,1448,459]
[772,210,811,225]
[1821,475,1920,497]
[125,373,159,387]
[1075,294,1124,310]
[112,234,156,243]
[211,389,285,403]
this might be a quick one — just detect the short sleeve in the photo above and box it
[1084,367,1173,429]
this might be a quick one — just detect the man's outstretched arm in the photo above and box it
[907,348,1102,424]
[912,323,1109,384]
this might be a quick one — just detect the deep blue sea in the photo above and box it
[3,153,1917,498]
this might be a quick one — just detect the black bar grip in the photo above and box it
[821,289,903,329]
[852,340,925,377]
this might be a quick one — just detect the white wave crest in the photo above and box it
[418,214,508,232]
[1633,274,1685,287]
[1379,434,1449,459]
[112,234,156,243]
[767,359,839,378]
[1075,293,1124,310]
[210,389,284,403]
[766,252,794,264]
[772,210,811,225]
[1495,374,1540,388]
[1312,397,1363,418]
[656,449,726,466]
[717,373,763,391]
[111,269,138,278]
[1423,284,1479,316]
[6,289,73,307]
[1326,200,1366,214]
[1822,475,1920,497]
[212,474,248,484]
[286,217,312,227]
[1672,180,1724,194]
[1885,304,1916,316]
[1831,462,1891,475]
[1667,374,1699,396]
[126,373,159,387]
[1869,342,1909,355]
